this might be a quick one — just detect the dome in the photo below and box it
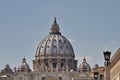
[18,57,31,72]
[94,64,99,69]
[35,17,75,59]
[79,57,91,73]
[4,64,12,70]
[33,17,77,72]
[1,64,13,74]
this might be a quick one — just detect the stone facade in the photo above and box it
[110,48,120,80]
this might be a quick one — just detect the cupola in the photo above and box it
[79,57,91,73]
[18,57,31,72]
[50,17,61,35]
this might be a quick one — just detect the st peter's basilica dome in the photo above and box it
[35,17,75,59]
[33,17,77,72]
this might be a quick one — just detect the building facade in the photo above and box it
[0,17,105,80]
[110,48,120,80]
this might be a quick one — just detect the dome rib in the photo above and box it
[59,35,66,56]
[62,35,75,57]
[49,35,54,55]
[43,35,52,56]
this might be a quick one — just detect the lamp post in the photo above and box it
[103,51,111,80]
[94,72,98,80]
[100,75,103,80]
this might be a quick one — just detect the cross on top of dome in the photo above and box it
[50,17,61,35]
[54,16,57,24]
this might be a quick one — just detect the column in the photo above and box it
[104,62,110,80]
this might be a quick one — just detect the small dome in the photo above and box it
[18,57,31,72]
[5,64,11,69]
[35,17,75,59]
[79,57,91,73]
[94,64,99,69]
[1,64,13,74]
[4,64,13,73]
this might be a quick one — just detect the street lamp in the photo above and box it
[94,72,98,80]
[100,75,103,80]
[103,51,111,65]
[103,51,111,80]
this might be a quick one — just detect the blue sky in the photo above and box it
[0,0,120,70]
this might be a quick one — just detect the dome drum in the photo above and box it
[33,58,77,72]
[35,54,74,60]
